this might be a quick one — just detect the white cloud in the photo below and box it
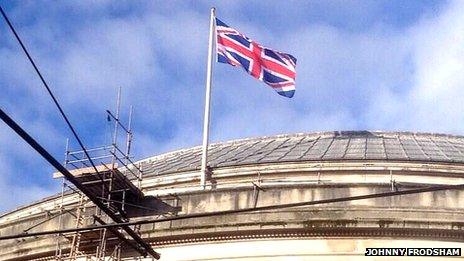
[362,0,464,133]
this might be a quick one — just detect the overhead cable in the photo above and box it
[0,5,102,179]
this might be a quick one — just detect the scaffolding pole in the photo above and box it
[0,108,160,259]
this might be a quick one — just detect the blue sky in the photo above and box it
[0,0,462,212]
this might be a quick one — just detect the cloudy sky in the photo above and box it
[0,0,462,212]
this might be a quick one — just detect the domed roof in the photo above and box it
[139,131,464,176]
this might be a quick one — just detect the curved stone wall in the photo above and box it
[1,131,464,260]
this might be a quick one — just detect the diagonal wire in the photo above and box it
[0,5,106,184]
[0,7,158,258]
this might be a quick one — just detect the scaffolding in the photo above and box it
[0,8,162,259]
[54,90,148,260]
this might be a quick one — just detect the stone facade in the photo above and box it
[1,131,464,260]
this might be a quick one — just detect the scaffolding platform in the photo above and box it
[54,164,144,219]
[51,91,165,259]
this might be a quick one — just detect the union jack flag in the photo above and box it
[215,18,297,98]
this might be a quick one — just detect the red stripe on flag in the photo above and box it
[220,37,296,79]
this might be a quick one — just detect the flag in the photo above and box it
[215,18,297,98]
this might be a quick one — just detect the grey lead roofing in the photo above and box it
[138,131,464,175]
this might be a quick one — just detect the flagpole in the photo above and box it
[200,7,216,189]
